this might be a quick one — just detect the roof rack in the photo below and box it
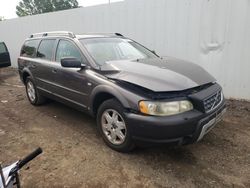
[77,32,124,37]
[30,31,76,38]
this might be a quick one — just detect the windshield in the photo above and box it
[80,37,158,65]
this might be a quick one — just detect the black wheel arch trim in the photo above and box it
[89,85,130,115]
[21,68,34,83]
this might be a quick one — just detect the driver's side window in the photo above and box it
[56,40,83,63]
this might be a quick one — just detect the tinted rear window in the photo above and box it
[21,40,40,57]
[37,39,56,60]
[0,42,7,53]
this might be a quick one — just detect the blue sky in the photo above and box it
[0,0,123,19]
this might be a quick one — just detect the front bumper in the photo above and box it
[125,100,226,145]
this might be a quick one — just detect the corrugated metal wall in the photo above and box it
[0,0,249,99]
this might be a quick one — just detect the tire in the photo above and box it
[97,99,135,152]
[25,77,46,105]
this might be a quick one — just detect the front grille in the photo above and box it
[203,90,223,112]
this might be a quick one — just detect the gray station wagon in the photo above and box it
[18,31,226,152]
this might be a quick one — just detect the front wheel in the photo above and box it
[97,99,135,152]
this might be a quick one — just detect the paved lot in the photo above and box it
[0,67,249,188]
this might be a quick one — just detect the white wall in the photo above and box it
[0,0,249,100]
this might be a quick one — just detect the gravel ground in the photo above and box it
[0,67,249,188]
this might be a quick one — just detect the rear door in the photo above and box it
[0,42,11,67]
[34,39,57,93]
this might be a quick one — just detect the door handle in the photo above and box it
[31,64,36,68]
[52,69,57,73]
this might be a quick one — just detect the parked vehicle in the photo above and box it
[0,42,11,68]
[18,31,226,152]
[0,148,42,188]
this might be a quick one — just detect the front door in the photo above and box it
[53,39,90,109]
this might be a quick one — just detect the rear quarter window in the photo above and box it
[21,40,40,57]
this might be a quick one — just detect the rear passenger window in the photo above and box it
[56,40,83,62]
[37,39,56,60]
[21,40,39,57]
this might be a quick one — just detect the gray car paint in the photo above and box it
[101,57,216,92]
[18,35,217,115]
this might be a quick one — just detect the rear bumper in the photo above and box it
[125,101,226,145]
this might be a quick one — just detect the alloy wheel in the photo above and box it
[101,109,127,145]
[27,81,36,102]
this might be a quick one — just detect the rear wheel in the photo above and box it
[25,77,46,105]
[97,99,135,152]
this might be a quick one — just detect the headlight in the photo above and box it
[139,100,193,116]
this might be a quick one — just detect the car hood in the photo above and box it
[100,57,216,92]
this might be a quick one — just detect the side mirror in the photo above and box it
[61,58,85,68]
